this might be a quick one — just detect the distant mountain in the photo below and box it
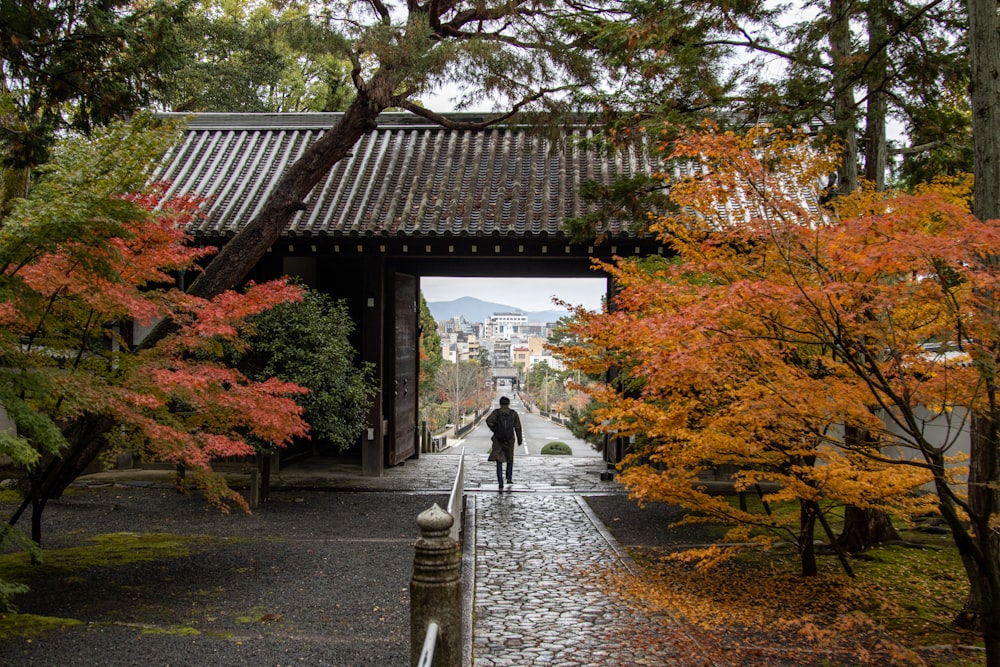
[427,296,568,324]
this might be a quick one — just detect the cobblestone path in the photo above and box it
[471,492,712,667]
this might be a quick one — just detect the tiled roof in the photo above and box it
[153,112,658,239]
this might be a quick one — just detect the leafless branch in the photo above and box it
[398,86,571,128]
[439,0,536,34]
[368,0,391,22]
[348,50,367,92]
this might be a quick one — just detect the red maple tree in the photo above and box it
[2,165,308,540]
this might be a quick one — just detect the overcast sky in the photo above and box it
[421,276,607,312]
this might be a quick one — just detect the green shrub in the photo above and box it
[541,441,572,455]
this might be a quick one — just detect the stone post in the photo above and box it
[410,504,462,667]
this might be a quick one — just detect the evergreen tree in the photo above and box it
[0,0,188,170]
[165,0,355,112]
[233,289,376,451]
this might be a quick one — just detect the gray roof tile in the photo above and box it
[154,112,654,239]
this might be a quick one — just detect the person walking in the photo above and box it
[486,396,523,490]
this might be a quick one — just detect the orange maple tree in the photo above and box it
[0,122,308,549]
[555,123,1000,658]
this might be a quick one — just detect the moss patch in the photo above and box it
[618,529,980,667]
[139,625,202,637]
[0,613,82,639]
[0,489,21,504]
[846,539,969,645]
[0,533,232,583]
[0,533,251,640]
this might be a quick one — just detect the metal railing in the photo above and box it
[417,621,439,667]
[446,451,465,543]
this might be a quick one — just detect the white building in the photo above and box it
[485,312,528,340]
[529,353,566,371]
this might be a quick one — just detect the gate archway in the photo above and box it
[156,112,667,475]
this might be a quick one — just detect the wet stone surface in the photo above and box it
[471,492,706,667]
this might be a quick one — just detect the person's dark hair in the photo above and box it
[499,396,510,406]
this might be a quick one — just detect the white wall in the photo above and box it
[829,405,971,491]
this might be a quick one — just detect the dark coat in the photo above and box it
[486,406,522,463]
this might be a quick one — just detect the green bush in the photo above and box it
[234,288,377,452]
[541,441,572,455]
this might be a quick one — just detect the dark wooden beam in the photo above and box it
[362,257,386,476]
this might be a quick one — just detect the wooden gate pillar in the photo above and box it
[362,258,385,477]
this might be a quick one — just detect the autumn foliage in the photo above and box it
[555,123,1000,633]
[0,121,308,515]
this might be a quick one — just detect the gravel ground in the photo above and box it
[583,494,718,549]
[0,483,448,667]
[0,485,717,667]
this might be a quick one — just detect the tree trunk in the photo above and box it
[260,454,272,504]
[8,414,114,546]
[837,504,900,552]
[965,0,1000,660]
[863,0,888,191]
[30,496,41,553]
[969,0,1000,223]
[960,411,1000,666]
[799,500,818,577]
[46,415,116,498]
[837,427,901,551]
[814,501,854,577]
[830,0,859,195]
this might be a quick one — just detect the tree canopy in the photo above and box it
[0,119,308,547]
[0,0,188,170]
[165,0,355,113]
[570,0,969,192]
[554,122,1000,653]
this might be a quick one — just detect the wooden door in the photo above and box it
[388,272,418,465]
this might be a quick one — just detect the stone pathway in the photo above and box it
[259,453,617,494]
[469,487,713,666]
